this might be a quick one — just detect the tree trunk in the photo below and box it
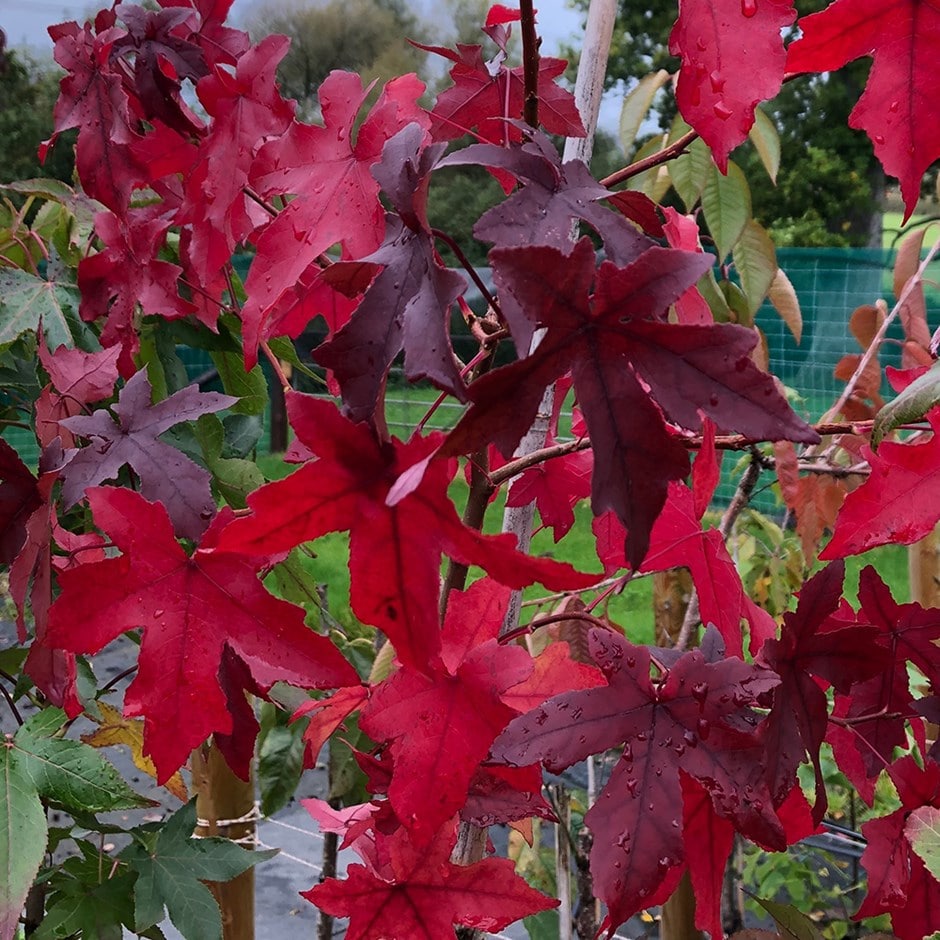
[192,743,256,940]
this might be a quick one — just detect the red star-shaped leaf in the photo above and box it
[830,567,940,782]
[757,561,884,821]
[44,487,357,780]
[179,34,295,285]
[786,0,940,217]
[240,71,430,358]
[217,393,595,672]
[491,629,783,934]
[43,20,147,213]
[78,208,197,375]
[304,819,557,938]
[856,756,940,940]
[822,410,940,558]
[359,579,532,839]
[669,0,796,171]
[415,40,583,144]
[446,238,817,566]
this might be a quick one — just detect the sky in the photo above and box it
[0,0,622,134]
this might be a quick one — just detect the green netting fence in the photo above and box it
[5,247,940,512]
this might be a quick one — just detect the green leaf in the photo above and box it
[748,108,781,184]
[732,219,777,316]
[0,745,47,940]
[266,336,322,382]
[906,804,940,881]
[751,896,824,940]
[0,269,93,350]
[695,267,734,322]
[123,801,276,940]
[619,69,670,158]
[210,348,268,416]
[524,908,560,940]
[872,360,940,446]
[328,712,371,804]
[257,716,305,817]
[221,414,263,459]
[15,709,153,813]
[195,414,265,508]
[266,548,322,612]
[702,160,751,261]
[32,855,137,940]
[139,321,189,399]
[668,120,712,210]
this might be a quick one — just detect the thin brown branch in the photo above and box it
[601,129,698,188]
[824,232,940,423]
[431,228,502,320]
[519,0,541,129]
[0,676,23,725]
[243,186,279,218]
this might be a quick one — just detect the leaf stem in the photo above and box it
[99,664,138,695]
[0,674,23,725]
[431,229,503,321]
[260,342,292,394]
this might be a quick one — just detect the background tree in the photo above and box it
[0,46,73,186]
[244,0,429,115]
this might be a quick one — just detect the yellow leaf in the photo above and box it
[82,702,188,801]
[767,268,802,344]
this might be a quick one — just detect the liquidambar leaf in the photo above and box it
[15,708,153,814]
[122,800,276,940]
[0,747,47,940]
[906,805,940,882]
[0,269,89,350]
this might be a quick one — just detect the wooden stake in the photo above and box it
[909,528,940,747]
[192,743,256,940]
